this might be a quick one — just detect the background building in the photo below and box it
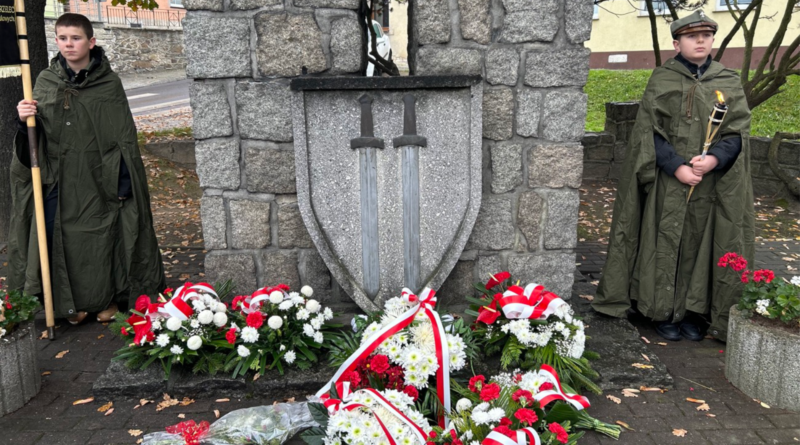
[587,0,800,69]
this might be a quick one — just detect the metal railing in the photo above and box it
[45,0,185,29]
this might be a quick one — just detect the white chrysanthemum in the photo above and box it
[279,301,293,311]
[473,402,490,412]
[296,308,310,320]
[792,276,800,286]
[449,351,466,370]
[323,307,334,320]
[284,350,297,363]
[303,323,315,337]
[519,372,546,394]
[214,303,227,314]
[410,323,436,352]
[170,345,184,354]
[314,331,324,343]
[279,344,286,351]
[554,303,573,323]
[190,319,200,329]
[197,310,214,325]
[291,294,306,306]
[186,335,203,350]
[268,315,283,330]
[269,291,284,304]
[464,430,474,440]
[306,299,321,313]
[301,285,314,297]
[237,345,251,357]
[471,411,491,425]
[213,312,228,328]
[192,300,206,312]
[156,334,170,348]
[487,407,505,422]
[166,317,182,331]
[151,321,162,331]
[456,398,472,412]
[240,326,259,343]
[310,317,323,330]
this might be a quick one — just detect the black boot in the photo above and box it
[656,321,682,341]
[680,320,704,341]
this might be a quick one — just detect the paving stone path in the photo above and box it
[1,241,799,444]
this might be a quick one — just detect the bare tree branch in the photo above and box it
[644,0,662,66]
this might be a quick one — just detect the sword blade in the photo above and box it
[359,147,380,298]
[402,144,421,291]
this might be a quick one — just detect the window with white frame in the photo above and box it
[716,0,752,10]
[639,0,671,16]
[170,0,184,8]
[593,3,599,19]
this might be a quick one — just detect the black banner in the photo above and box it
[0,0,21,77]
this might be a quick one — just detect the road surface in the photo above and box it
[126,78,191,116]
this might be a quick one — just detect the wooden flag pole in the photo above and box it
[14,0,55,340]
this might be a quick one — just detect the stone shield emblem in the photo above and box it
[291,77,483,311]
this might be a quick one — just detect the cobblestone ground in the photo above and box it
[1,240,798,444]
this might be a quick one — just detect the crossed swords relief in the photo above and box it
[350,93,427,299]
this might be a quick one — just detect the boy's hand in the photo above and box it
[17,99,38,121]
[675,165,703,186]
[689,155,719,176]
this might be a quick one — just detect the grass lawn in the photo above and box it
[585,70,800,138]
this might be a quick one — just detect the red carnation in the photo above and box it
[452,440,463,445]
[486,271,511,289]
[246,311,264,329]
[344,370,361,387]
[403,385,419,401]
[163,287,174,295]
[539,382,554,392]
[499,417,512,427]
[493,425,513,436]
[370,354,390,375]
[5,302,12,310]
[135,295,151,313]
[512,389,533,406]
[225,328,237,345]
[548,422,569,444]
[469,375,486,392]
[480,383,501,402]
[429,431,437,439]
[514,407,538,426]
[145,331,156,343]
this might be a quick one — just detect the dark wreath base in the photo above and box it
[92,360,336,401]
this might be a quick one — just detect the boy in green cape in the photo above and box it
[592,11,755,342]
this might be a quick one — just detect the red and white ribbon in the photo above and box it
[320,382,428,445]
[499,283,568,320]
[533,364,590,410]
[315,287,451,427]
[240,286,275,314]
[148,282,218,321]
[482,427,541,445]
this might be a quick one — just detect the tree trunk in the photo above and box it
[0,0,48,242]
[644,0,661,67]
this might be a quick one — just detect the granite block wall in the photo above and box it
[185,0,594,312]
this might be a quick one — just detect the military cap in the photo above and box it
[670,10,718,39]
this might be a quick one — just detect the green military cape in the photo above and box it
[7,49,165,318]
[592,58,755,341]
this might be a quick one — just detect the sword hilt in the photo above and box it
[351,94,385,149]
[393,94,427,148]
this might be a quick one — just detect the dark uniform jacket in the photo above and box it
[8,47,165,317]
[592,56,755,340]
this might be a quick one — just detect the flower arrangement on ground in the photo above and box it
[301,382,433,445]
[718,252,800,328]
[224,284,340,377]
[466,272,601,394]
[0,289,39,340]
[327,288,477,422]
[426,366,620,445]
[110,283,235,379]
